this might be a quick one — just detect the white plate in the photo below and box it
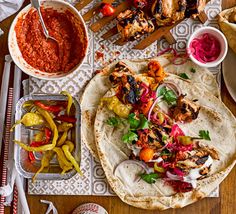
[223,48,236,102]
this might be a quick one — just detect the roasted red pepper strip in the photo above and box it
[44,127,52,144]
[56,115,76,123]
[30,141,45,147]
[28,152,36,162]
[34,101,62,113]
[28,127,52,161]
[28,141,45,162]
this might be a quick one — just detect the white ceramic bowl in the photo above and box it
[8,0,88,80]
[187,26,228,68]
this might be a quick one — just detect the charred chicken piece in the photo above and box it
[151,0,206,26]
[109,62,141,104]
[111,74,140,104]
[170,94,200,122]
[151,0,187,26]
[114,61,134,73]
[109,62,135,85]
[185,0,206,18]
[199,146,219,160]
[117,9,155,41]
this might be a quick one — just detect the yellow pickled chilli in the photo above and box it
[14,108,58,152]
[57,131,67,146]
[61,91,73,116]
[157,112,165,124]
[34,131,44,142]
[53,147,73,167]
[32,150,54,182]
[101,96,132,118]
[64,140,74,152]
[177,136,193,145]
[62,145,83,176]
[10,112,44,132]
[57,122,73,132]
[22,101,34,108]
[154,163,165,173]
[58,158,73,175]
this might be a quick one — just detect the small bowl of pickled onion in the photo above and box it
[187,26,228,67]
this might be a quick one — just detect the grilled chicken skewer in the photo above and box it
[116,0,207,41]
[117,9,155,41]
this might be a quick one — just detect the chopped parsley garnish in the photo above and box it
[122,114,149,143]
[106,117,122,127]
[138,114,149,129]
[158,86,177,106]
[128,113,149,130]
[190,67,196,73]
[140,173,159,184]
[128,113,140,129]
[179,73,190,79]
[122,131,138,143]
[199,130,211,141]
[162,135,168,142]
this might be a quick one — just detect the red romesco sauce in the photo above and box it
[15,7,87,73]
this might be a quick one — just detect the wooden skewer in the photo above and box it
[164,32,176,45]
[114,38,127,46]
[101,26,118,39]
[74,0,93,12]
[134,20,182,50]
[197,11,208,24]
[90,1,129,32]
[82,0,115,21]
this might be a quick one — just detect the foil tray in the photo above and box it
[14,94,81,180]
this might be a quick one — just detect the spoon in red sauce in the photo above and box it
[31,0,59,44]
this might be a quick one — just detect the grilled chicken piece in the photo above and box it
[151,0,206,26]
[117,9,155,41]
[151,0,187,26]
[110,73,140,104]
[170,94,200,122]
[109,62,135,85]
[200,167,209,175]
[114,61,134,73]
[185,0,206,18]
[200,146,219,160]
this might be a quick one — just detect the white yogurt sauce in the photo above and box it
[183,155,213,188]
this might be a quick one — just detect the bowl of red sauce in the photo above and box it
[8,0,88,80]
[187,26,228,68]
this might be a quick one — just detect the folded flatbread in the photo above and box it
[94,74,236,209]
[80,55,219,159]
[219,6,236,54]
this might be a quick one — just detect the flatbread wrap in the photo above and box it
[81,55,219,159]
[93,66,236,209]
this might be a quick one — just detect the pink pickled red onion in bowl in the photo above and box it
[187,26,228,68]
[190,33,221,63]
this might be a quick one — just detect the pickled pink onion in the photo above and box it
[190,33,221,63]
[170,124,185,139]
[157,47,190,65]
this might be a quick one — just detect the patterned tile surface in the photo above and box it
[28,0,221,197]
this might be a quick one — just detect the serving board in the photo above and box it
[27,0,222,196]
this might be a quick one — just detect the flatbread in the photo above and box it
[218,6,236,54]
[80,55,219,159]
[94,74,236,209]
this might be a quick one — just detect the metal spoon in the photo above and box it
[31,0,58,43]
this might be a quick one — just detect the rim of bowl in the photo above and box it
[187,26,228,68]
[8,0,89,80]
